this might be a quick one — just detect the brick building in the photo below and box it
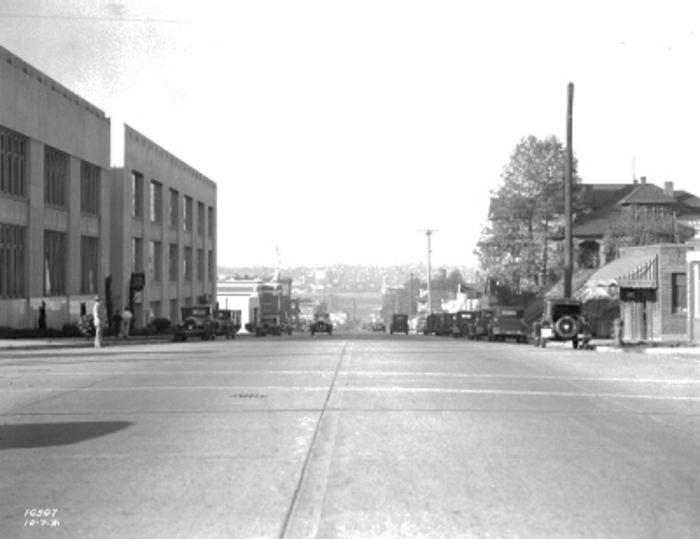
[584,244,688,343]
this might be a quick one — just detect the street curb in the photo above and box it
[0,337,174,352]
[595,344,700,357]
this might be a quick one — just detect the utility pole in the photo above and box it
[418,229,438,315]
[564,82,574,299]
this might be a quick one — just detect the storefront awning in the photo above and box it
[585,254,658,289]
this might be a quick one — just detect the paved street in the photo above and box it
[1,334,699,538]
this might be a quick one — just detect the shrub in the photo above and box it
[0,326,16,338]
[152,317,171,333]
[62,323,83,338]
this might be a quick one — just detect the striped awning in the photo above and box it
[585,254,658,289]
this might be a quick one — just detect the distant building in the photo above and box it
[216,274,293,332]
[0,46,112,328]
[217,277,262,333]
[572,179,700,268]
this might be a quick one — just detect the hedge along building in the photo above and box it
[0,46,111,329]
[110,124,217,329]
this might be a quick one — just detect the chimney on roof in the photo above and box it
[640,176,647,184]
[664,181,674,197]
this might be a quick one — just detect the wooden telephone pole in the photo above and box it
[564,82,574,299]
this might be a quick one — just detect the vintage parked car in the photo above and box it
[452,310,477,338]
[255,315,283,337]
[173,305,216,341]
[471,308,494,340]
[370,321,386,333]
[488,306,528,343]
[530,297,592,349]
[213,309,241,339]
[390,314,409,335]
[310,313,333,336]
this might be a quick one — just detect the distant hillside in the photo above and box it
[218,264,479,294]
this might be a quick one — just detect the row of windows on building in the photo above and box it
[131,238,215,283]
[0,223,99,298]
[0,222,216,299]
[1,125,101,215]
[131,172,214,237]
[0,125,214,231]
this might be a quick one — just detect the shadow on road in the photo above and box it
[0,421,132,449]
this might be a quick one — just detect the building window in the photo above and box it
[45,146,68,208]
[80,161,101,216]
[197,248,204,281]
[672,273,687,314]
[208,250,214,281]
[184,196,193,232]
[169,243,178,281]
[197,202,205,237]
[149,300,161,318]
[132,237,143,272]
[150,180,163,223]
[0,223,26,297]
[207,207,214,238]
[0,126,27,198]
[149,241,162,281]
[132,171,144,218]
[169,189,179,228]
[80,236,99,294]
[184,246,192,280]
[44,230,67,295]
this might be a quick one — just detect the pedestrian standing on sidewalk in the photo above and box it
[147,307,156,336]
[93,296,103,348]
[120,307,133,338]
[38,301,47,335]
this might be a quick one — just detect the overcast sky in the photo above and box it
[1,1,699,268]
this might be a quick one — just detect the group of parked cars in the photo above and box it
[399,297,593,349]
[171,306,334,340]
[172,306,242,341]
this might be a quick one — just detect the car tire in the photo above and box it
[554,315,578,340]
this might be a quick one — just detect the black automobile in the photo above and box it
[255,315,283,337]
[488,306,528,343]
[390,314,409,335]
[472,309,494,340]
[310,313,333,336]
[531,297,591,349]
[371,321,386,333]
[173,306,216,341]
[452,310,477,338]
[213,309,241,339]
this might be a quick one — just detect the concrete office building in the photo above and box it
[110,124,217,328]
[0,46,112,329]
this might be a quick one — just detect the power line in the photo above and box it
[0,12,187,24]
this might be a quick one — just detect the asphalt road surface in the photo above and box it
[1,333,699,538]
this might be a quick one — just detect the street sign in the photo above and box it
[130,272,145,291]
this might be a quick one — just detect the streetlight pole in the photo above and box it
[418,229,438,315]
